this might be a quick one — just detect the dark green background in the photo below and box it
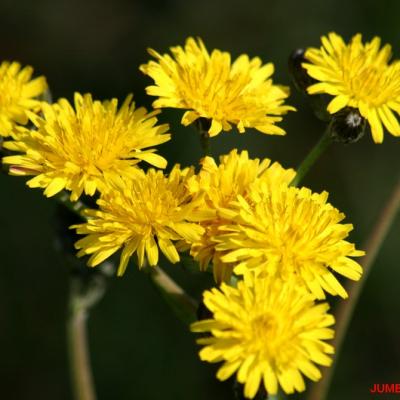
[1,0,399,399]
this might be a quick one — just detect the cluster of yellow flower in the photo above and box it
[1,32,397,398]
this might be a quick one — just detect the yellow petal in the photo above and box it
[133,152,168,168]
[181,110,199,126]
[368,108,384,143]
[43,177,67,197]
[327,95,349,114]
[209,119,222,137]
[145,235,159,266]
[158,238,180,264]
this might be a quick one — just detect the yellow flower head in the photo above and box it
[216,185,364,299]
[73,165,204,275]
[140,37,294,137]
[3,93,170,201]
[187,149,295,283]
[191,275,335,398]
[0,61,47,137]
[303,32,400,143]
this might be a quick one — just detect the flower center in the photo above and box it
[348,66,380,100]
[346,64,398,106]
[249,312,298,367]
[249,313,280,355]
[252,313,277,335]
[133,181,179,227]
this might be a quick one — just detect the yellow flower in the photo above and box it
[191,274,335,398]
[73,166,205,275]
[303,32,400,143]
[140,37,294,137]
[216,185,364,299]
[187,149,295,283]
[0,61,47,137]
[3,93,170,201]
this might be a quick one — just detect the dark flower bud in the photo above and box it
[288,48,315,94]
[288,48,331,122]
[329,107,367,144]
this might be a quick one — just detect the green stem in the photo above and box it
[68,313,96,400]
[307,176,400,400]
[68,283,96,400]
[194,118,211,156]
[290,128,333,187]
[268,389,287,400]
[67,274,107,400]
[200,132,210,156]
[149,266,198,325]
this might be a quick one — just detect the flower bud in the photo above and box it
[288,48,314,94]
[288,48,330,121]
[329,107,367,143]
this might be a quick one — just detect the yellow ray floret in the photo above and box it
[0,61,47,137]
[215,184,364,299]
[303,32,400,143]
[187,149,295,283]
[140,37,294,137]
[191,274,335,398]
[3,93,170,201]
[72,166,205,275]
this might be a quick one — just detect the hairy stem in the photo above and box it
[67,305,96,400]
[149,266,198,325]
[67,274,106,400]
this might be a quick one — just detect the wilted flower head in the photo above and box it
[303,32,400,143]
[140,37,294,137]
[3,93,170,200]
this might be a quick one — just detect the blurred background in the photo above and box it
[1,0,400,399]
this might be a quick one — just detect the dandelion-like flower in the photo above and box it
[303,32,400,143]
[216,185,364,299]
[191,275,335,398]
[3,93,170,200]
[0,61,47,137]
[187,149,295,282]
[140,37,294,137]
[73,166,205,275]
